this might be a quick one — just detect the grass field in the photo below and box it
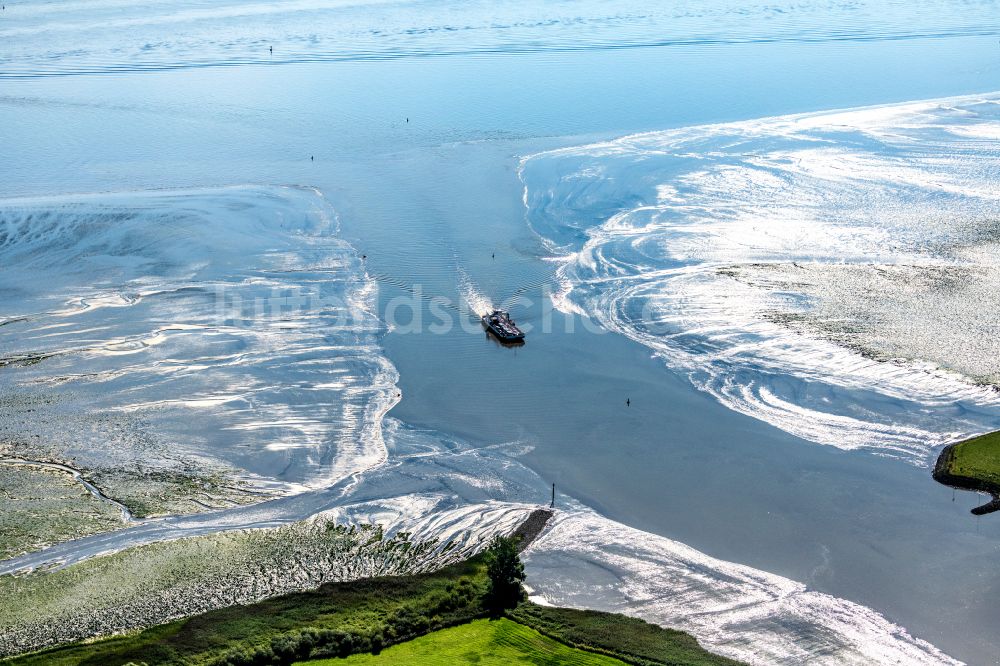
[509,605,741,666]
[307,618,626,665]
[943,430,1000,488]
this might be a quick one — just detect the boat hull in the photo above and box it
[481,317,524,343]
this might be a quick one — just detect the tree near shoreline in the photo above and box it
[484,535,526,613]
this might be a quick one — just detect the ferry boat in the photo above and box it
[481,309,524,343]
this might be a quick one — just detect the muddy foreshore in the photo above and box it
[0,500,549,658]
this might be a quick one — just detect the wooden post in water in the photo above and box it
[550,483,555,508]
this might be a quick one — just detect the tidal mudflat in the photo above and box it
[0,462,124,560]
[0,500,534,656]
[0,186,393,555]
[519,96,1000,459]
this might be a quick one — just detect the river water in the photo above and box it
[1,1,1000,663]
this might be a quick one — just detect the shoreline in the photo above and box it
[0,500,543,657]
[932,438,1000,515]
[4,533,740,666]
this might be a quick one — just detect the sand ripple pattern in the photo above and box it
[520,94,1000,461]
[0,186,394,494]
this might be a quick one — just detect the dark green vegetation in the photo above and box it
[934,430,1000,515]
[484,534,526,611]
[508,605,743,666]
[309,618,628,665]
[4,535,739,666]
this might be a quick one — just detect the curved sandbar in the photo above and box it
[933,431,1000,515]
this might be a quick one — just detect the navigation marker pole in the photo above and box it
[551,483,555,509]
